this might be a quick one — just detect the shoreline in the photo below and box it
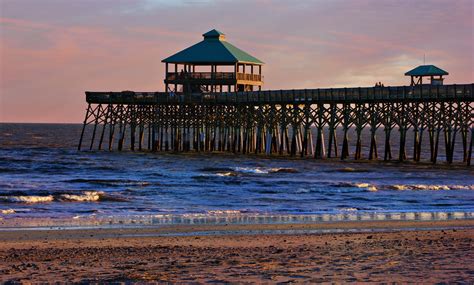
[0,219,473,237]
[1,219,473,282]
[1,210,473,229]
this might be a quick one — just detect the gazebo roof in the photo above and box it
[405,65,449,76]
[162,29,264,65]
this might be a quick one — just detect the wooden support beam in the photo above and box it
[78,103,92,151]
[89,105,102,151]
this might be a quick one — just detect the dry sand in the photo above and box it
[0,220,473,283]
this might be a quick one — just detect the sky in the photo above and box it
[1,0,473,123]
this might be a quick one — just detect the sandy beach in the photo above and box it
[1,219,473,283]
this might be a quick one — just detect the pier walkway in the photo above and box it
[79,84,473,165]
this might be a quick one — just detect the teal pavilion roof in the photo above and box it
[405,65,449,76]
[162,29,264,65]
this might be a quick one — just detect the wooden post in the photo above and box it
[174,63,178,92]
[89,105,102,150]
[368,103,378,160]
[462,129,468,162]
[165,63,169,92]
[341,104,350,160]
[384,128,392,161]
[468,128,473,166]
[413,128,419,161]
[98,104,110,150]
[108,106,118,151]
[118,119,126,151]
[78,103,92,151]
[314,104,325,159]
[130,119,136,151]
[398,127,406,162]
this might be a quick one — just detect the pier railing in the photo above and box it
[165,72,263,82]
[86,84,473,105]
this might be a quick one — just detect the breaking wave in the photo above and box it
[206,210,242,215]
[196,167,299,178]
[386,184,474,191]
[0,195,54,203]
[336,182,474,192]
[1,209,16,215]
[58,191,101,202]
[232,167,298,174]
[0,191,126,204]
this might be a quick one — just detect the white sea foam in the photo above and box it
[233,167,267,174]
[295,188,310,194]
[390,184,409,190]
[387,184,473,191]
[367,186,378,192]
[342,182,378,192]
[340,208,358,212]
[268,168,299,173]
[232,167,298,175]
[1,209,16,214]
[206,210,242,215]
[215,172,237,177]
[0,195,54,203]
[59,191,102,202]
[341,182,473,192]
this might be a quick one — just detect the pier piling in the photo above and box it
[79,84,473,165]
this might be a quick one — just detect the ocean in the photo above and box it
[0,123,473,227]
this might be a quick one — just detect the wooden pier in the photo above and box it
[78,30,473,165]
[79,84,474,165]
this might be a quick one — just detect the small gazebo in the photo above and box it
[162,29,264,93]
[405,65,448,86]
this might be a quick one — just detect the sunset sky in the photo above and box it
[1,0,473,123]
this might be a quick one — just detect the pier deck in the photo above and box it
[80,84,474,165]
[86,84,473,105]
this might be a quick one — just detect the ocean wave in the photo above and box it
[1,209,16,215]
[333,182,376,191]
[233,167,268,174]
[339,207,359,212]
[215,172,238,177]
[295,188,311,194]
[0,195,54,203]
[232,167,298,175]
[387,184,474,191]
[199,166,298,176]
[58,191,102,202]
[0,191,127,204]
[206,210,242,215]
[337,182,474,192]
[270,168,299,173]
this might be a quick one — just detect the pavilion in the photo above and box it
[162,29,264,93]
[405,65,448,86]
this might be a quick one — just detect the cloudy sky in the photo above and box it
[1,0,472,123]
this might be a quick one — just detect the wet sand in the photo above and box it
[1,220,473,283]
